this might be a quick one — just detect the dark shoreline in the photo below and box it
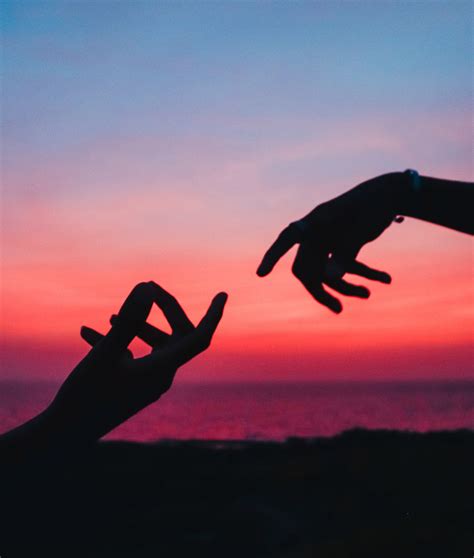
[2,428,473,557]
[2,378,473,444]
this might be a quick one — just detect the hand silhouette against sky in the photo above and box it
[54,281,228,443]
[0,282,227,460]
[257,171,473,313]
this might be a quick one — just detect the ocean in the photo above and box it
[0,380,473,442]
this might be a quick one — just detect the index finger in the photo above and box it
[256,223,302,277]
[100,282,156,355]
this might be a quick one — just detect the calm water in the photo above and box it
[0,380,473,442]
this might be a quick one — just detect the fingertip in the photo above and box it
[210,292,228,311]
[216,291,228,303]
[80,325,104,347]
[381,273,392,284]
[256,265,269,277]
[360,287,371,299]
[321,299,343,314]
[195,292,228,341]
[328,299,343,314]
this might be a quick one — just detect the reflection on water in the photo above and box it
[0,380,473,441]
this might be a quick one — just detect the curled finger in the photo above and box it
[346,260,392,284]
[110,314,170,349]
[324,277,370,298]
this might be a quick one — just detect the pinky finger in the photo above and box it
[80,326,104,347]
[299,280,342,314]
[80,325,133,359]
[324,277,370,298]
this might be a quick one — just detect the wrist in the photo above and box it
[392,169,420,216]
[355,172,406,216]
[0,405,64,464]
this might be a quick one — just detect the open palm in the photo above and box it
[257,173,402,313]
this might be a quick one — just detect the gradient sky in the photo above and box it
[1,1,473,383]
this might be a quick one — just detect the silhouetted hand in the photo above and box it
[256,173,404,313]
[49,281,228,442]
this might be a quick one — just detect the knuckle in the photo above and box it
[134,281,153,296]
[200,338,211,352]
[167,293,179,305]
[287,221,306,240]
[158,288,178,306]
[196,331,211,351]
[278,227,291,241]
[161,377,174,394]
[183,323,195,335]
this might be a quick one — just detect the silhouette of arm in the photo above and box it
[398,175,473,234]
[257,171,473,313]
[0,282,228,463]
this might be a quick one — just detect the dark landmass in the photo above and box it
[1,429,473,557]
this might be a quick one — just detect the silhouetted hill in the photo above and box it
[2,429,473,557]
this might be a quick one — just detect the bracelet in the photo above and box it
[405,168,421,193]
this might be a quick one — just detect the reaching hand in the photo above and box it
[256,173,405,313]
[50,281,228,442]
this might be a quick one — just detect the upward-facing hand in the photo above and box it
[256,173,405,313]
[50,281,228,442]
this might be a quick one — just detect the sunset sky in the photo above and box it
[1,1,472,383]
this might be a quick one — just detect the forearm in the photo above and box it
[0,408,54,464]
[0,405,93,465]
[397,174,474,234]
